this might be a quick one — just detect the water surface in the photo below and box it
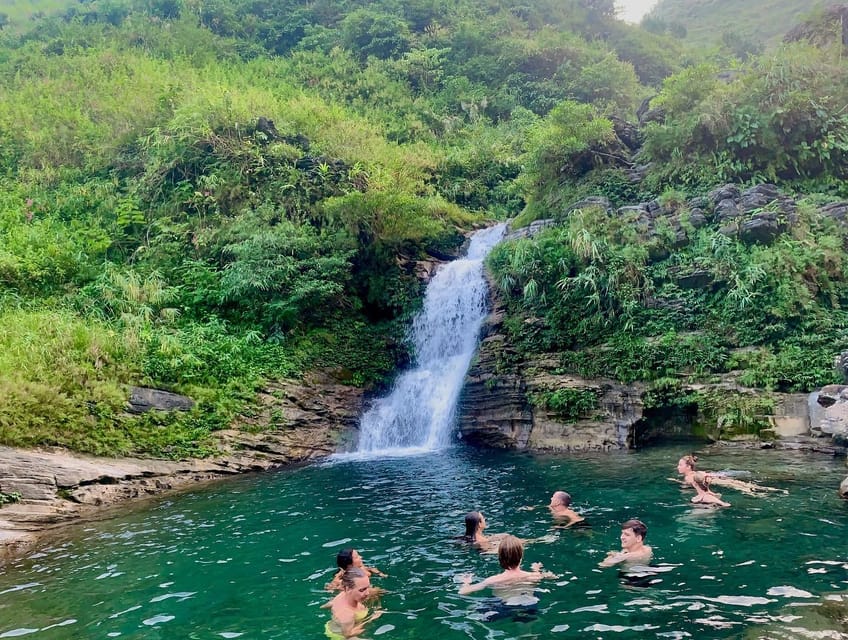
[0,445,846,639]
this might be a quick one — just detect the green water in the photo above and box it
[0,445,846,639]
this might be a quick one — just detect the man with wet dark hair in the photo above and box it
[548,491,586,527]
[598,519,652,568]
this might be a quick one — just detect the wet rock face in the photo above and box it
[456,286,647,451]
[812,385,848,446]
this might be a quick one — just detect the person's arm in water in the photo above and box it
[529,561,560,579]
[458,573,494,595]
[599,546,652,568]
[365,564,388,578]
[325,568,344,591]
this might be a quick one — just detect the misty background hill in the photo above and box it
[648,0,831,48]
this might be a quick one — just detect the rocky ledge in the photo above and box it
[0,372,364,562]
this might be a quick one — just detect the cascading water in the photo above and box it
[354,223,507,456]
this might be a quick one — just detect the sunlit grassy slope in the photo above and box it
[0,0,80,24]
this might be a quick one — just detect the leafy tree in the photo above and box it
[341,8,412,62]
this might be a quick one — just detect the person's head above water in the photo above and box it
[677,454,698,474]
[339,567,370,605]
[336,548,363,570]
[464,511,485,538]
[497,535,524,570]
[550,491,572,508]
[620,519,647,548]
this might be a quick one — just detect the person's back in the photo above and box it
[459,535,558,595]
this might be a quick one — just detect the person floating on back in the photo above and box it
[324,568,383,639]
[326,548,387,592]
[598,519,653,569]
[676,454,785,504]
[458,534,559,598]
[676,455,731,507]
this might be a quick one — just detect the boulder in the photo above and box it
[565,196,612,215]
[821,201,848,225]
[127,387,194,414]
[740,215,782,245]
[506,218,556,241]
[675,269,714,290]
[836,352,848,382]
[609,116,641,151]
[709,184,741,204]
[840,475,848,499]
[687,209,708,228]
[715,198,741,221]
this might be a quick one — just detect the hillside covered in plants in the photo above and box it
[646,0,830,51]
[0,0,846,457]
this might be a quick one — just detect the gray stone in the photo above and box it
[638,107,666,126]
[836,352,848,382]
[821,201,848,224]
[505,219,556,241]
[617,205,647,217]
[687,209,708,228]
[688,196,711,210]
[676,269,714,290]
[718,223,738,237]
[715,198,741,221]
[840,476,848,499]
[740,216,782,244]
[565,196,611,215]
[127,387,195,414]
[709,184,741,204]
[816,385,847,408]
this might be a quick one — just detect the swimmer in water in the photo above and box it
[458,535,559,597]
[459,511,511,553]
[326,548,387,592]
[548,491,587,527]
[324,568,383,639]
[598,519,653,569]
[676,454,787,503]
[676,455,731,507]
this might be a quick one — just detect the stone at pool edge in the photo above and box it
[127,387,195,414]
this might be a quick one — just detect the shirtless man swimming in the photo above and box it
[548,491,586,527]
[458,535,558,596]
[598,519,652,569]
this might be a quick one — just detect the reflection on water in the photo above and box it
[0,445,846,639]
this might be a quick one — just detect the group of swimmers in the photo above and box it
[322,454,780,638]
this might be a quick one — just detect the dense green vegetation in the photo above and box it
[647,0,829,51]
[0,0,686,456]
[1,0,846,456]
[487,29,848,432]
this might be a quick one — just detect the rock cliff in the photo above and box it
[0,371,364,561]
[457,276,842,454]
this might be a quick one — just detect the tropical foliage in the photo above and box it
[1,0,847,455]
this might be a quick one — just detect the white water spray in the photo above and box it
[353,224,507,457]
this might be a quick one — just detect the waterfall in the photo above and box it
[354,223,507,457]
